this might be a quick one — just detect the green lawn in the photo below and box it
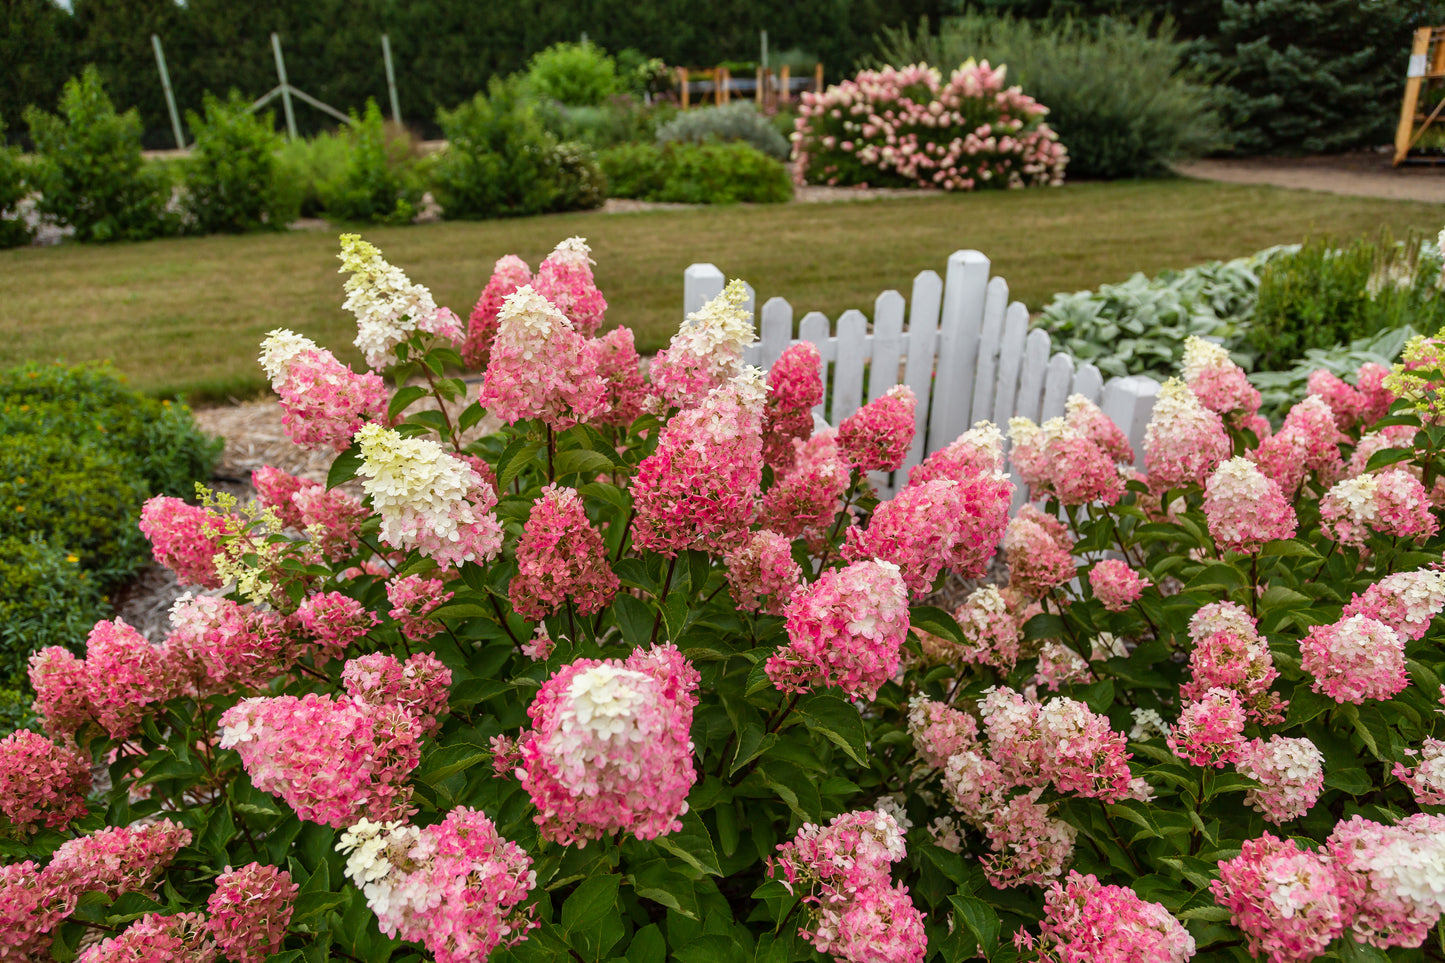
[3,178,1443,402]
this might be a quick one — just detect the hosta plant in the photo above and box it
[6,232,1445,963]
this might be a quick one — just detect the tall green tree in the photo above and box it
[0,0,77,146]
[70,0,185,148]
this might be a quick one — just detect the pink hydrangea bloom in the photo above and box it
[981,789,1077,888]
[1182,336,1260,424]
[759,429,850,547]
[1321,468,1438,547]
[836,385,917,473]
[843,479,963,596]
[533,237,607,337]
[478,285,607,428]
[251,464,310,529]
[1182,601,1283,724]
[823,881,927,963]
[1342,568,1445,641]
[951,585,1024,669]
[47,820,192,899]
[1250,396,1347,496]
[632,371,765,556]
[509,484,620,621]
[1307,368,1368,430]
[762,342,824,468]
[1167,687,1247,767]
[1203,457,1298,553]
[219,693,422,827]
[766,559,909,701]
[650,279,754,410]
[725,530,803,614]
[978,687,1132,802]
[386,575,454,643]
[336,809,537,963]
[343,652,452,737]
[1300,615,1407,704]
[1090,558,1150,611]
[941,747,1009,824]
[1345,424,1416,478]
[1235,736,1324,824]
[907,696,979,770]
[1023,870,1196,963]
[138,495,229,588]
[1032,641,1092,692]
[206,863,297,963]
[0,731,90,834]
[83,618,185,740]
[463,254,531,368]
[165,595,293,694]
[78,912,216,963]
[1328,813,1445,951]
[259,331,390,452]
[1144,379,1230,492]
[1004,505,1075,598]
[0,860,71,960]
[1393,737,1445,806]
[295,591,378,666]
[907,421,1005,488]
[1355,361,1395,426]
[27,646,91,738]
[585,326,648,426]
[1211,834,1344,963]
[291,484,367,561]
[1009,396,1132,505]
[516,645,699,846]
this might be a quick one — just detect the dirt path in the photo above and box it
[1175,151,1445,204]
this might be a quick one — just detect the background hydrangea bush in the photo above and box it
[6,233,1445,962]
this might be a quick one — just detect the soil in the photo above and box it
[1174,148,1445,204]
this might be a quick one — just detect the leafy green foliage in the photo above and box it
[274,129,353,219]
[319,100,420,226]
[183,93,297,234]
[548,141,608,213]
[0,116,34,249]
[0,536,109,687]
[23,66,176,242]
[525,41,622,107]
[655,102,792,161]
[598,141,793,204]
[538,95,674,151]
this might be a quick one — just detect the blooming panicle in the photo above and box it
[836,385,917,473]
[78,912,217,963]
[1143,379,1230,492]
[27,646,91,737]
[1090,558,1150,611]
[951,585,1025,669]
[83,618,186,740]
[164,594,294,693]
[649,278,755,410]
[47,820,192,898]
[478,285,607,428]
[1345,423,1417,479]
[1306,368,1368,430]
[509,484,620,620]
[907,696,979,770]
[259,329,390,451]
[759,428,850,547]
[1250,395,1347,495]
[1320,468,1438,547]
[584,325,649,426]
[1032,697,1134,801]
[1004,505,1075,598]
[1299,614,1408,704]
[843,479,964,596]
[981,789,1077,888]
[762,341,824,468]
[463,253,531,368]
[386,575,454,642]
[1202,456,1298,554]
[206,863,297,963]
[1183,602,1283,724]
[1344,568,1445,640]
[1211,834,1344,963]
[907,420,1005,487]
[766,559,909,701]
[295,591,378,665]
[1167,687,1247,767]
[532,236,607,336]
[338,234,461,370]
[138,495,230,588]
[1009,396,1131,505]
[1393,737,1445,805]
[219,692,422,827]
[1235,736,1324,824]
[1385,333,1445,417]
[0,730,90,834]
[1024,870,1196,963]
[631,369,766,555]
[724,529,803,615]
[1328,813,1445,951]
[251,464,310,529]
[343,652,452,737]
[1355,361,1396,425]
[336,809,537,963]
[0,860,71,960]
[355,423,504,568]
[1182,336,1259,423]
[291,483,368,560]
[515,645,699,846]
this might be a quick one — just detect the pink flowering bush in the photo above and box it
[793,61,1067,190]
[13,234,1445,963]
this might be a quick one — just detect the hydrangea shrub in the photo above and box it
[7,233,1445,963]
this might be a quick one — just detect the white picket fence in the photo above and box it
[682,250,1163,499]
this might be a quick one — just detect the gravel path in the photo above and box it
[1175,151,1445,204]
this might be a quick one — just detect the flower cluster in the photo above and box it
[478,285,607,427]
[1009,394,1132,505]
[206,863,298,963]
[1182,601,1284,724]
[259,330,390,452]
[1017,870,1196,963]
[1144,379,1231,493]
[759,429,851,548]
[1211,833,1343,963]
[1182,336,1260,425]
[1203,457,1298,553]
[762,341,824,468]
[1167,687,1247,767]
[650,278,755,410]
[1299,614,1408,704]
[339,233,461,369]
[1320,468,1438,547]
[509,484,620,620]
[386,575,454,642]
[0,730,90,834]
[342,652,452,737]
[1251,396,1346,496]
[29,618,186,740]
[1089,558,1150,611]
[1234,736,1325,824]
[836,384,917,473]
[464,253,531,368]
[532,237,607,336]
[725,529,803,614]
[1003,505,1075,598]
[253,464,367,560]
[138,495,231,588]
[1344,568,1445,640]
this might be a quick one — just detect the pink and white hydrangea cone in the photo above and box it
[463,254,531,368]
[532,236,607,337]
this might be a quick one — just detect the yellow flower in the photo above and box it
[65,554,79,563]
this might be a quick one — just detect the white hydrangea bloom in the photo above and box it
[1181,336,1233,382]
[338,234,459,370]
[259,328,319,389]
[1129,707,1168,741]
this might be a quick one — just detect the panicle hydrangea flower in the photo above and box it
[1251,396,1347,496]
[649,279,755,410]
[1321,468,1438,547]
[906,696,979,770]
[1393,737,1445,806]
[1182,602,1283,724]
[138,495,230,588]
[1299,615,1407,704]
[463,254,531,368]
[219,693,422,827]
[1004,505,1075,598]
[907,421,1005,487]
[0,731,90,834]
[725,529,803,615]
[1032,641,1092,692]
[295,591,378,665]
[1182,336,1260,423]
[343,652,452,737]
[521,627,554,661]
[765,559,909,701]
[259,330,390,452]
[1385,333,1445,418]
[1306,368,1368,430]
[836,385,917,473]
[820,881,927,963]
[0,860,71,960]
[164,594,293,694]
[1342,568,1445,641]
[27,646,90,737]
[251,464,310,528]
[1235,736,1324,824]
[1032,697,1134,802]
[533,237,607,337]
[843,479,964,597]
[951,585,1025,669]
[584,326,648,426]
[941,748,1009,826]
[291,484,367,560]
[1090,558,1150,611]
[339,234,462,370]
[386,575,454,643]
[1009,396,1132,505]
[336,809,537,963]
[1355,361,1396,425]
[478,285,607,428]
[1345,424,1417,479]
[1167,687,1247,768]
[758,429,850,547]
[205,863,297,963]
[355,423,504,568]
[1211,833,1344,963]
[509,485,620,621]
[1203,457,1299,554]
[632,370,765,556]
[515,645,699,846]
[762,341,824,468]
[46,820,192,899]
[1143,379,1230,492]
[1022,870,1196,963]
[981,789,1077,889]
[77,912,216,963]
[1328,813,1445,950]
[83,618,185,740]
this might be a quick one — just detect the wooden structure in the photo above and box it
[1395,25,1445,165]
[676,67,733,108]
[683,252,1160,501]
[676,63,824,109]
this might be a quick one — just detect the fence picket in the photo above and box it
[683,263,725,317]
[831,310,870,427]
[1015,327,1053,427]
[899,271,944,478]
[870,291,907,403]
[929,251,992,448]
[758,297,794,370]
[1071,362,1103,405]
[1040,353,1076,422]
[1123,376,1161,467]
[970,276,1009,431]
[992,301,1030,429]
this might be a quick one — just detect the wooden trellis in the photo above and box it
[1394,25,1445,165]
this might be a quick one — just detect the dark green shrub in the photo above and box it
[183,93,297,233]
[599,141,792,204]
[23,66,176,242]
[549,141,608,212]
[655,101,792,160]
[431,78,567,219]
[320,100,419,225]
[525,41,621,107]
[0,537,109,685]
[0,117,33,250]
[539,95,673,150]
[875,15,1223,179]
[274,130,352,218]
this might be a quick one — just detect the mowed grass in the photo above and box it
[3,178,1443,402]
